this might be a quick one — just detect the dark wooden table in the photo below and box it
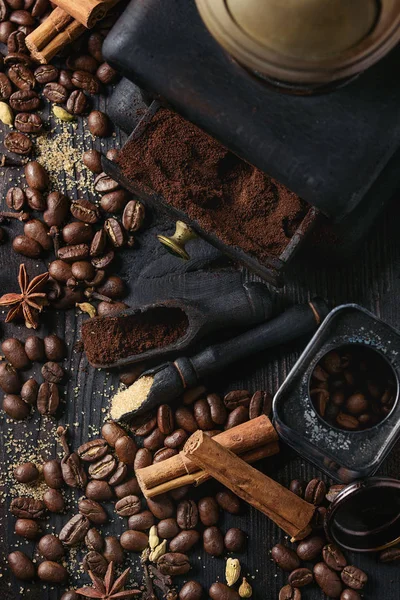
[0,95,400,600]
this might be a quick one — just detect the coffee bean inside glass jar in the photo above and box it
[310,345,397,431]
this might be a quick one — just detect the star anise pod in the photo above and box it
[76,561,141,599]
[0,264,49,329]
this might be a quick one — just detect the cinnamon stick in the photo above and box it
[52,0,112,28]
[136,415,278,497]
[25,8,73,54]
[183,431,315,540]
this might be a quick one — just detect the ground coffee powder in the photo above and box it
[117,108,309,261]
[82,307,189,365]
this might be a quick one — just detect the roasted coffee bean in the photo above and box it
[115,494,141,517]
[71,70,100,95]
[312,506,327,530]
[10,89,39,111]
[192,397,214,430]
[88,109,110,137]
[108,461,127,486]
[171,486,190,502]
[8,63,35,90]
[9,9,34,25]
[43,488,64,513]
[66,89,88,114]
[131,413,158,437]
[297,536,325,561]
[15,518,41,540]
[58,243,90,263]
[0,362,21,394]
[225,405,248,429]
[61,450,87,489]
[58,69,75,90]
[133,448,153,472]
[153,447,178,463]
[94,171,119,193]
[44,191,69,227]
[14,462,38,484]
[85,268,106,287]
[43,459,63,489]
[11,497,45,519]
[379,546,400,563]
[205,393,227,425]
[224,528,246,552]
[96,62,118,84]
[114,476,141,499]
[323,543,347,571]
[49,259,73,283]
[91,250,116,270]
[67,54,98,74]
[177,499,198,530]
[224,390,251,409]
[85,528,104,552]
[38,534,65,561]
[203,526,224,556]
[78,439,108,463]
[0,22,15,44]
[314,562,343,598]
[170,530,200,553]
[114,435,138,464]
[78,498,107,525]
[147,494,175,519]
[101,421,127,447]
[216,489,241,514]
[3,394,29,419]
[326,484,346,503]
[83,148,103,173]
[42,335,65,362]
[198,496,220,526]
[209,583,240,600]
[288,568,313,588]
[289,479,305,498]
[164,428,188,449]
[128,510,155,531]
[340,591,361,600]
[143,427,166,451]
[87,31,104,61]
[26,186,45,210]
[6,187,26,210]
[24,220,51,252]
[156,404,174,435]
[158,552,190,576]
[103,536,124,565]
[122,199,145,232]
[179,581,203,600]
[25,160,48,190]
[71,199,100,224]
[5,130,32,154]
[14,111,42,133]
[157,518,180,539]
[2,338,30,369]
[38,560,67,583]
[88,454,117,480]
[60,514,90,546]
[340,566,367,590]
[175,406,198,433]
[0,73,12,99]
[86,480,113,502]
[24,336,44,362]
[5,52,33,67]
[71,260,95,281]
[43,81,67,103]
[279,585,301,600]
[83,551,108,577]
[42,361,64,384]
[97,275,125,300]
[34,64,58,84]
[13,234,42,257]
[249,390,272,418]
[120,530,148,552]
[89,228,106,258]
[104,217,124,247]
[7,29,26,53]
[8,551,35,581]
[304,478,326,505]
[271,544,300,571]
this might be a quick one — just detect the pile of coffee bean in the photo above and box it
[6,388,271,598]
[310,345,396,431]
[0,333,66,419]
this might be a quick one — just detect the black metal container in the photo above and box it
[273,304,400,483]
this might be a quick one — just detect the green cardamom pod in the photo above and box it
[53,106,75,122]
[0,102,14,126]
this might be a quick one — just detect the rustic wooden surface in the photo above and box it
[0,92,400,600]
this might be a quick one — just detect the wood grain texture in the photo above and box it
[0,95,400,600]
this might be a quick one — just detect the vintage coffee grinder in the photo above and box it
[103,0,400,281]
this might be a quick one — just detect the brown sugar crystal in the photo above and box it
[81,307,189,366]
[117,108,309,261]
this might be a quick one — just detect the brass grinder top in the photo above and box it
[195,0,400,85]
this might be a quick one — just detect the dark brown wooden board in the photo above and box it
[1,95,400,600]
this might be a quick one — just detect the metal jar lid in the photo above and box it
[195,0,400,85]
[325,477,400,552]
